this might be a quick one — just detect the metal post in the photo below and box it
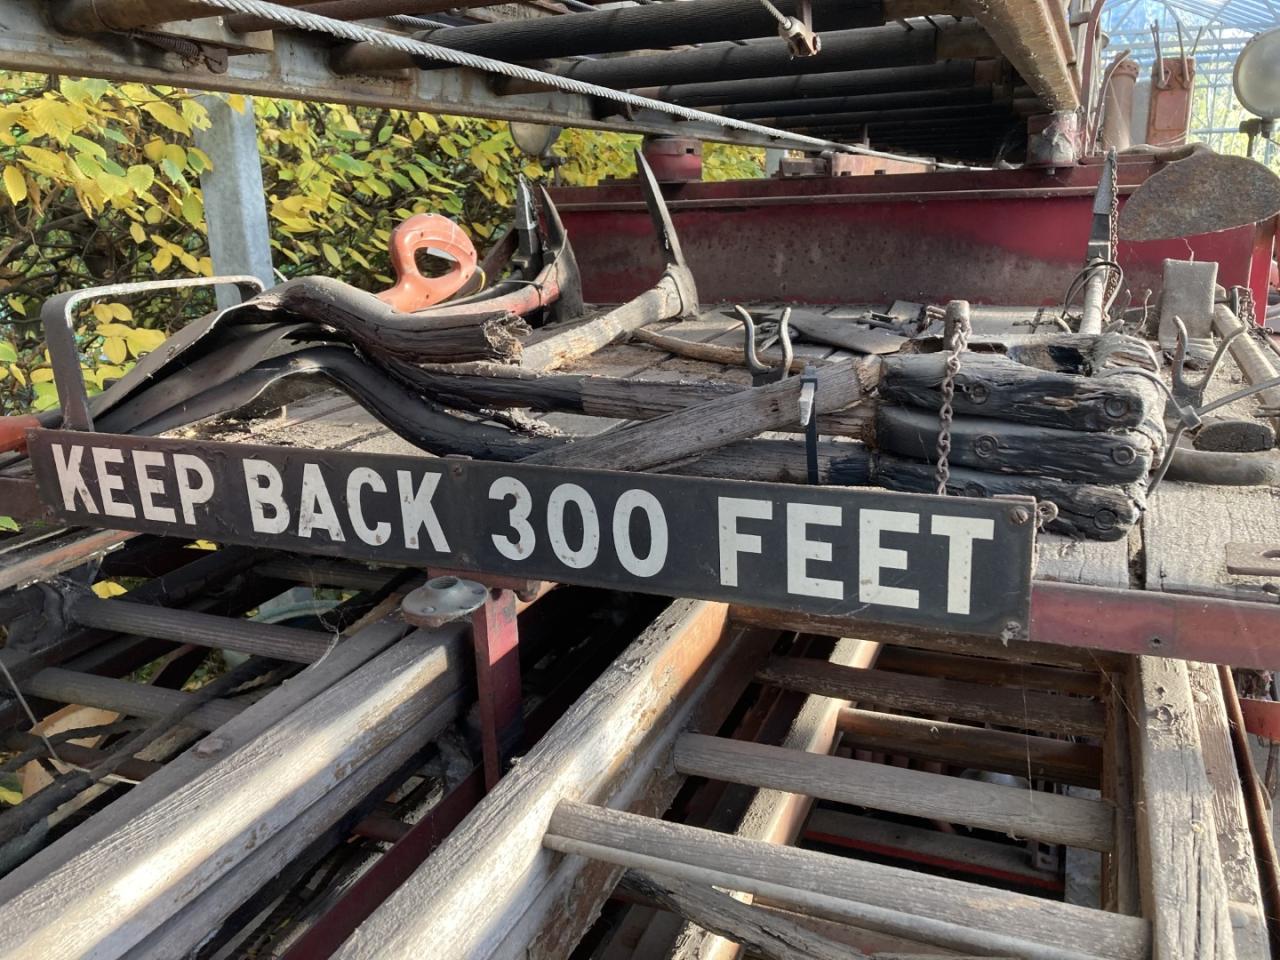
[194,96,275,309]
[470,589,523,790]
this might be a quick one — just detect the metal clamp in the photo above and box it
[42,274,264,432]
[1171,317,1242,408]
[799,363,820,484]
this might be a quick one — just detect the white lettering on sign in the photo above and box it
[133,450,175,523]
[173,454,214,524]
[613,489,667,578]
[718,497,772,587]
[244,459,290,534]
[931,515,995,615]
[298,462,345,542]
[859,509,920,609]
[92,447,135,519]
[547,483,600,570]
[398,470,450,552]
[51,443,97,513]
[787,503,843,600]
[489,476,534,560]
[348,468,391,546]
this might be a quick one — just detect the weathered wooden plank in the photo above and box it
[1186,661,1270,958]
[674,734,1114,850]
[1102,671,1140,917]
[127,690,468,960]
[523,358,865,471]
[0,528,137,592]
[757,656,1106,736]
[836,707,1102,787]
[621,870,855,960]
[0,619,414,902]
[631,326,809,374]
[1143,484,1280,601]
[875,406,1153,483]
[0,626,466,960]
[545,802,1150,960]
[879,353,1157,433]
[1128,656,1235,959]
[873,646,1102,696]
[333,600,770,960]
[668,636,878,960]
[1035,532,1132,589]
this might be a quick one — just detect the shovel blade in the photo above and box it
[1118,151,1280,242]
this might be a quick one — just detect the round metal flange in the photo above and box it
[402,576,489,627]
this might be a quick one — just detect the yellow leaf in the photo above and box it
[126,164,155,193]
[144,205,164,224]
[103,336,128,363]
[97,322,133,337]
[321,242,342,270]
[125,328,165,355]
[142,101,191,135]
[7,296,25,317]
[152,248,172,273]
[108,303,132,321]
[91,580,127,598]
[3,166,26,204]
[181,192,202,227]
[8,364,25,386]
[0,367,7,382]
[130,222,146,244]
[143,138,165,162]
[30,368,53,383]
[227,94,246,114]
[162,143,186,168]
[91,303,113,325]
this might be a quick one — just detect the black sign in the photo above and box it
[27,430,1035,636]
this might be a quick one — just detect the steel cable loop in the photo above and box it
[185,0,968,168]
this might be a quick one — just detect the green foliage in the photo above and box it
[0,75,763,417]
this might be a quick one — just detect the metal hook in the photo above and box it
[1170,317,1243,407]
[735,304,793,384]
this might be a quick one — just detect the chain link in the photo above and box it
[1236,284,1257,328]
[1104,150,1122,304]
[935,309,972,495]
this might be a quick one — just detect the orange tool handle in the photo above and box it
[0,414,41,454]
[377,214,479,312]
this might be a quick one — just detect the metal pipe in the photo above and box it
[486,20,997,92]
[68,596,334,663]
[1212,302,1280,439]
[230,0,574,32]
[284,0,882,60]
[714,85,1022,120]
[634,60,982,107]
[769,102,1026,131]
[50,0,231,33]
[1077,267,1108,334]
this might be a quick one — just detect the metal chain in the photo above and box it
[935,310,972,495]
[1236,284,1257,328]
[1105,150,1122,304]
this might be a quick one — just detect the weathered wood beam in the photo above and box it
[873,646,1102,697]
[669,637,879,960]
[836,707,1102,788]
[1102,673,1140,916]
[0,625,466,960]
[332,600,772,960]
[545,801,1150,959]
[756,656,1106,736]
[958,0,1079,111]
[1186,661,1269,958]
[621,870,857,960]
[524,359,865,471]
[1128,656,1235,959]
[673,733,1114,851]
[16,665,242,731]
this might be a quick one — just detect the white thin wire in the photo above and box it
[192,0,970,169]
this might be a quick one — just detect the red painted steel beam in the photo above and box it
[1030,582,1280,671]
[1239,698,1280,743]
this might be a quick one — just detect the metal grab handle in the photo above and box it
[42,274,264,433]
[377,213,479,313]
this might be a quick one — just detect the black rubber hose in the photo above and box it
[1165,447,1280,486]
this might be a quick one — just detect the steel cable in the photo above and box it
[187,0,967,168]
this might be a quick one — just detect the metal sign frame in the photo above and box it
[27,428,1036,637]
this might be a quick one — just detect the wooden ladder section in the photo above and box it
[329,601,1275,960]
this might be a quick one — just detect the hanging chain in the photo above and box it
[935,310,972,495]
[1236,284,1257,328]
[1104,150,1122,304]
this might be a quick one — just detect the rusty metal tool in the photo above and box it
[521,151,697,371]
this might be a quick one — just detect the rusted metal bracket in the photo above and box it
[403,576,523,790]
